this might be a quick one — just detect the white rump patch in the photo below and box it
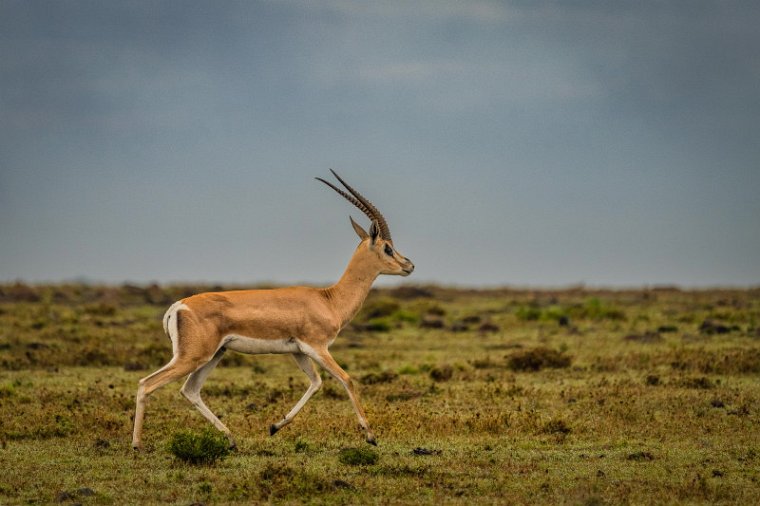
[163,302,190,356]
[222,334,301,355]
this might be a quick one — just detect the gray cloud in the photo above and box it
[1,1,758,286]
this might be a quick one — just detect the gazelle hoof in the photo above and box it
[366,435,377,446]
[269,424,279,436]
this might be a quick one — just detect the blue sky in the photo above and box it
[2,1,759,287]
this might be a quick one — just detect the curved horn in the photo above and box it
[326,169,392,242]
[315,177,375,223]
[315,171,392,242]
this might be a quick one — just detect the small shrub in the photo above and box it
[543,306,570,323]
[424,304,447,316]
[198,481,212,498]
[167,428,230,465]
[429,365,453,382]
[359,298,400,319]
[251,361,267,374]
[363,317,393,332]
[470,357,497,369]
[541,419,572,435]
[266,388,285,404]
[294,439,310,453]
[258,463,332,499]
[333,479,354,489]
[75,347,116,366]
[515,305,542,321]
[569,298,626,321]
[419,315,445,329]
[679,376,715,389]
[53,414,74,437]
[412,447,442,456]
[323,385,345,399]
[450,321,470,332]
[397,364,419,375]
[645,374,661,386]
[361,370,398,384]
[123,361,147,371]
[627,451,655,461]
[478,321,500,333]
[393,309,420,324]
[355,298,420,330]
[507,347,571,372]
[699,319,732,334]
[516,304,572,324]
[0,383,16,398]
[339,447,379,466]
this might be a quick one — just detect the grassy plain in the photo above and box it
[1,282,759,504]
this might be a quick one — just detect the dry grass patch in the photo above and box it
[1,284,759,504]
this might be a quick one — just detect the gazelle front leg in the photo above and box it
[270,353,323,436]
[303,344,377,445]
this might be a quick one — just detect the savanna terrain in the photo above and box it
[1,282,759,505]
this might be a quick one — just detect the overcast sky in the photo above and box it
[1,1,759,287]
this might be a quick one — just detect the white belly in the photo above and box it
[222,334,300,355]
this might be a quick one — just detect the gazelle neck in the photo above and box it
[324,245,379,329]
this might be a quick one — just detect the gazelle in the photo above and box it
[132,170,414,450]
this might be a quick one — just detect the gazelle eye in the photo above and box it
[384,244,393,256]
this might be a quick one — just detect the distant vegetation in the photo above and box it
[1,282,759,504]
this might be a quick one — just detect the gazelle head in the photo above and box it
[317,170,415,277]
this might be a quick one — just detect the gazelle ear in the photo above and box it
[350,216,369,240]
[368,221,380,243]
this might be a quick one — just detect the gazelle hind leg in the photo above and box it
[132,358,198,449]
[304,346,376,445]
[270,353,322,436]
[180,348,237,449]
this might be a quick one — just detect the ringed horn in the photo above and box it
[315,169,393,243]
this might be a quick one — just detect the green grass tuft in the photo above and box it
[338,447,379,466]
[167,428,230,465]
